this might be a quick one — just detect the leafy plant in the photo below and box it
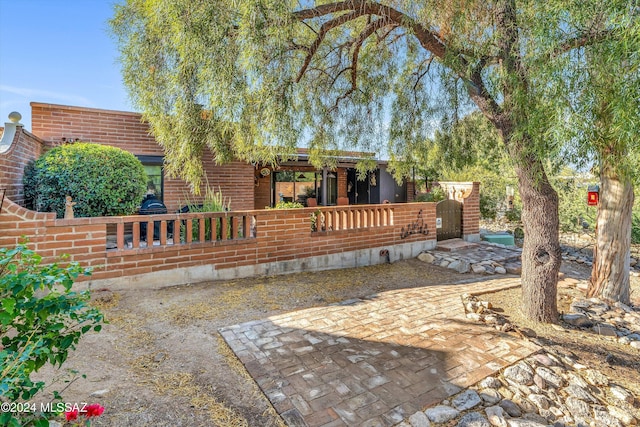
[23,143,147,218]
[180,186,232,241]
[414,186,447,203]
[310,209,325,232]
[0,244,103,427]
[270,201,304,209]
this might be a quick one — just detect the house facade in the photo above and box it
[0,102,414,214]
[1,104,480,288]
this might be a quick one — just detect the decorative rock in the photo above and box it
[592,324,618,336]
[425,405,460,423]
[534,367,564,388]
[527,394,550,411]
[495,266,507,274]
[506,418,546,426]
[440,260,450,268]
[532,374,545,390]
[562,313,593,328]
[456,412,491,427]
[609,385,635,404]
[484,406,507,427]
[418,252,435,263]
[479,388,502,406]
[593,407,622,427]
[455,260,471,273]
[505,264,522,275]
[521,413,549,424]
[630,340,640,349]
[472,264,487,274]
[607,404,637,425]
[498,399,522,417]
[408,411,431,427]
[513,396,537,414]
[479,377,502,389]
[452,390,482,411]
[566,373,589,389]
[503,362,534,385]
[565,397,591,419]
[531,353,556,367]
[564,384,597,403]
[583,369,608,387]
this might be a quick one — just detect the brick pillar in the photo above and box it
[461,182,480,242]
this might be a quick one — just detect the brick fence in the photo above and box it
[0,183,479,289]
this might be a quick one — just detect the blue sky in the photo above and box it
[0,0,131,131]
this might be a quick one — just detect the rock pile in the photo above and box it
[461,294,519,334]
[562,297,640,349]
[398,349,638,427]
[562,246,640,275]
[417,243,522,276]
[417,241,640,277]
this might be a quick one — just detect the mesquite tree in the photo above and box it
[111,0,632,322]
[544,2,640,304]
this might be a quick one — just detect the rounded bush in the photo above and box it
[24,143,147,217]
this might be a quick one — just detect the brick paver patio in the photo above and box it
[220,277,540,426]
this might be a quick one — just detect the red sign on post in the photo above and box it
[587,185,599,206]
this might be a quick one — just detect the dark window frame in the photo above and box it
[136,155,165,202]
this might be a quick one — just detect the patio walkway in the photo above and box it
[220,277,540,427]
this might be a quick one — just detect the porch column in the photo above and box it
[321,168,328,206]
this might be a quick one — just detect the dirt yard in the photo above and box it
[33,259,639,426]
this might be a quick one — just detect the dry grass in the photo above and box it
[89,289,121,310]
[147,372,249,427]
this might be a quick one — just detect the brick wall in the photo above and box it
[1,199,438,286]
[0,126,46,206]
[461,182,480,240]
[30,103,255,211]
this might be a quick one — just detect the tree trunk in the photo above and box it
[587,164,633,304]
[513,152,562,323]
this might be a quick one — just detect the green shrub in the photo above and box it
[633,211,640,245]
[270,201,305,209]
[180,186,232,241]
[24,143,147,218]
[415,187,446,203]
[0,244,103,426]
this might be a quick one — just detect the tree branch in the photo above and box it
[293,0,447,58]
[552,28,616,57]
[296,11,361,82]
[350,18,389,88]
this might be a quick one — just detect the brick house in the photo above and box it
[1,103,479,288]
[1,102,414,214]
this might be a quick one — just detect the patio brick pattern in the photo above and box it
[220,277,540,426]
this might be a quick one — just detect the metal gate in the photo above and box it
[436,199,462,241]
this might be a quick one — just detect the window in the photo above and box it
[272,170,337,206]
[273,171,320,206]
[137,156,164,201]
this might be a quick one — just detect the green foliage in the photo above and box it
[23,143,147,218]
[181,186,232,241]
[270,201,305,209]
[551,173,597,233]
[415,187,446,203]
[0,244,103,426]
